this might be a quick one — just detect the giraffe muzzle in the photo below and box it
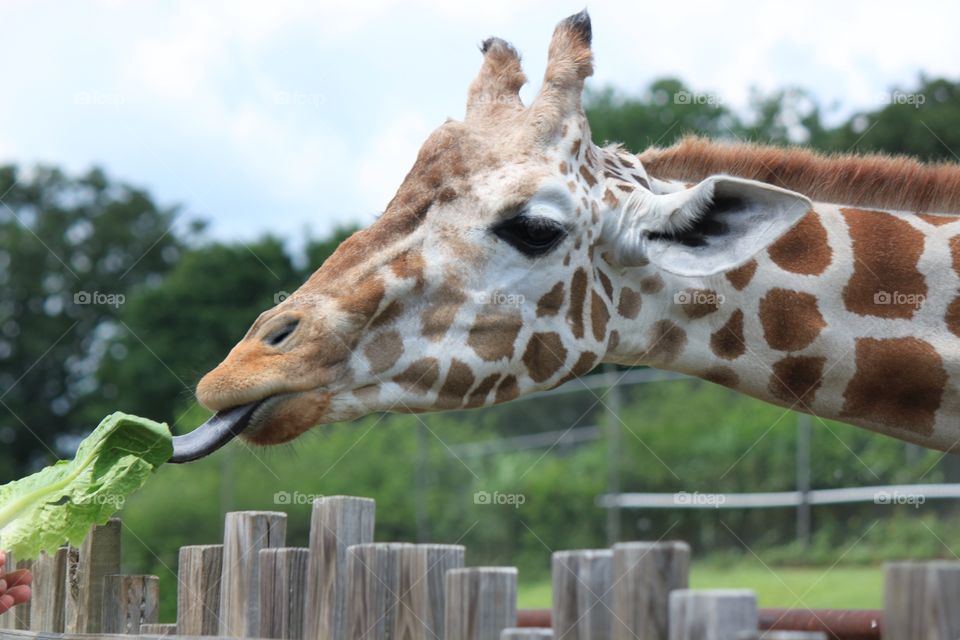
[168,400,263,463]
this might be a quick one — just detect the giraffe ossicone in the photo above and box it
[171,10,960,463]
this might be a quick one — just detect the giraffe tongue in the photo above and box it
[168,401,261,463]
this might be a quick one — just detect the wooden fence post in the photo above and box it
[552,550,612,640]
[884,560,960,640]
[303,495,375,640]
[63,518,121,634]
[218,510,287,638]
[612,541,690,640]
[445,567,518,640]
[12,558,32,630]
[101,574,159,634]
[398,544,466,639]
[345,542,408,640]
[30,548,67,632]
[177,544,223,636]
[259,547,309,639]
[668,589,757,640]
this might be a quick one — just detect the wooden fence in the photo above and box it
[0,495,946,639]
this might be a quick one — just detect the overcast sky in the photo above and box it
[2,0,957,246]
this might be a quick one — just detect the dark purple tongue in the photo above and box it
[169,401,261,464]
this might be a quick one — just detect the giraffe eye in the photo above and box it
[492,215,567,257]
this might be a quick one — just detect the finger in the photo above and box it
[3,570,31,587]
[6,585,30,605]
[0,550,6,567]
[0,594,12,615]
[0,577,6,592]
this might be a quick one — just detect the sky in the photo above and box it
[1,0,958,246]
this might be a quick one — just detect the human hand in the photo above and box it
[0,550,31,615]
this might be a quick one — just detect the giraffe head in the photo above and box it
[174,11,809,461]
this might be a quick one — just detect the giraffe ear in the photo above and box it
[527,10,593,139]
[605,176,812,277]
[465,37,526,123]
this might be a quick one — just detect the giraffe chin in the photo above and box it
[237,390,333,446]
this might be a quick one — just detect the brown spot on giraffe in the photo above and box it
[725,260,757,291]
[617,287,641,320]
[596,269,613,300]
[759,288,826,352]
[710,309,745,360]
[842,337,947,435]
[537,282,565,317]
[570,138,582,158]
[951,235,960,276]
[643,320,687,363]
[590,291,610,342]
[465,374,501,408]
[579,165,597,188]
[339,276,385,318]
[639,274,664,294]
[559,161,569,174]
[421,281,466,341]
[369,300,404,329]
[495,375,519,403]
[678,288,721,319]
[917,213,958,227]
[607,330,620,353]
[568,268,588,339]
[390,250,426,282]
[393,357,440,393]
[946,296,960,338]
[767,211,832,275]
[365,331,404,374]
[769,356,826,405]
[554,351,599,386]
[436,359,475,409]
[603,188,618,209]
[467,308,522,361]
[523,331,568,383]
[841,208,927,319]
[702,366,739,389]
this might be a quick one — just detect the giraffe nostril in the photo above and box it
[264,318,300,347]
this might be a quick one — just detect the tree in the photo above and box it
[0,166,185,478]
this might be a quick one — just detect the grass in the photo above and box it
[518,560,883,609]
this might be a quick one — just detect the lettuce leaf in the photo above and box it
[0,412,172,559]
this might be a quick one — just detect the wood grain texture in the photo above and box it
[500,629,553,639]
[258,547,308,639]
[398,544,465,640]
[552,550,612,640]
[63,518,121,634]
[303,495,375,640]
[612,542,690,640]
[177,544,223,636]
[445,567,518,640]
[101,574,159,634]
[218,511,287,638]
[345,542,408,640]
[30,548,67,633]
[12,558,32,630]
[668,589,757,640]
[138,622,178,635]
[884,561,960,640]
[736,632,826,639]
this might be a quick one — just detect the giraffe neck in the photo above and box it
[604,200,960,451]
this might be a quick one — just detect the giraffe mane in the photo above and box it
[638,136,960,214]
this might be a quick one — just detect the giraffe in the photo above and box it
[171,10,960,462]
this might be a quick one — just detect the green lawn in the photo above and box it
[518,562,883,609]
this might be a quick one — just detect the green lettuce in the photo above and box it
[0,413,172,559]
